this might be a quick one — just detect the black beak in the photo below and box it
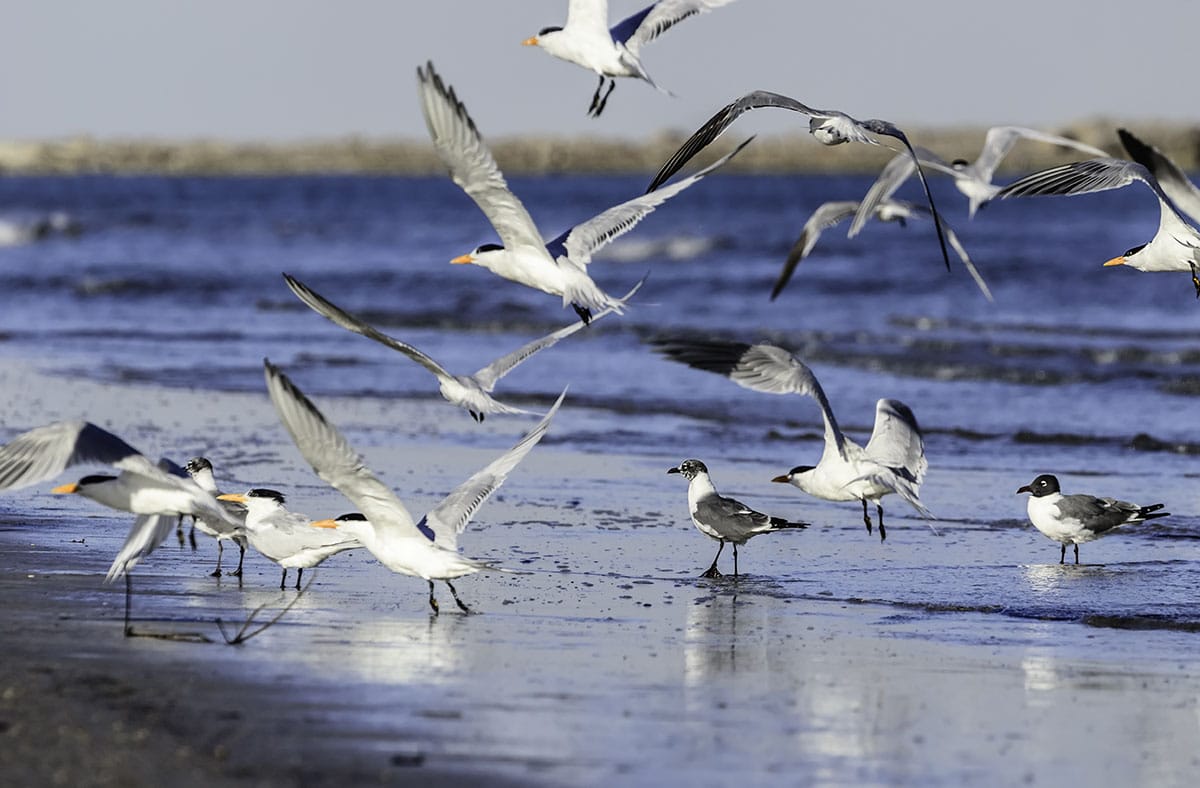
[667,467,680,474]
[1016,485,1032,494]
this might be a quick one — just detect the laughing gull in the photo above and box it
[1016,474,1168,564]
[653,338,933,541]
[522,0,738,117]
[644,90,954,272]
[263,359,564,615]
[418,60,747,323]
[668,459,806,578]
[217,488,363,590]
[995,157,1200,298]
[284,272,637,422]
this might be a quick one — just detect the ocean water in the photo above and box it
[3,171,1200,783]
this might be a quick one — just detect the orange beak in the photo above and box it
[311,518,338,529]
[450,253,474,265]
[51,482,79,494]
[1102,256,1126,267]
[217,493,247,503]
[522,36,539,46]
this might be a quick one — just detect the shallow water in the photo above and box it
[1,172,1199,784]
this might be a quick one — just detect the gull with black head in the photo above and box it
[1016,474,1168,564]
[668,459,806,578]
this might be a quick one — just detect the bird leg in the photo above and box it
[124,570,133,636]
[188,517,197,550]
[232,543,245,577]
[587,74,606,116]
[279,568,288,590]
[428,580,440,616]
[294,568,303,590]
[861,499,873,535]
[732,543,739,578]
[175,514,185,547]
[701,541,725,578]
[211,540,224,577]
[591,78,616,118]
[877,503,887,542]
[1059,544,1066,565]
[445,580,472,614]
[572,303,593,325]
[1191,262,1200,298]
[1073,544,1080,565]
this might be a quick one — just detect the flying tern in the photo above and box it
[216,488,362,590]
[644,90,953,271]
[653,338,932,541]
[418,60,747,323]
[1016,474,1168,564]
[995,156,1200,297]
[263,359,564,614]
[668,458,806,578]
[522,0,738,117]
[283,272,638,422]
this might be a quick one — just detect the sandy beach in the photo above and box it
[1,359,1198,786]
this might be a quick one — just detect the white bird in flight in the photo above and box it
[418,60,747,323]
[216,488,363,590]
[522,0,738,117]
[644,90,954,272]
[263,358,564,614]
[283,272,638,422]
[995,156,1200,297]
[653,338,933,541]
[853,126,1109,224]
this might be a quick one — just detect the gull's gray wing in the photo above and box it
[473,280,643,390]
[1119,128,1200,223]
[551,137,751,266]
[771,201,859,300]
[646,91,822,192]
[864,399,927,486]
[693,494,781,540]
[417,62,547,256]
[995,158,1168,203]
[652,338,848,458]
[616,0,737,55]
[422,390,566,550]
[0,420,146,490]
[1055,494,1149,534]
[283,273,453,381]
[973,126,1108,183]
[263,360,422,540]
[847,146,950,238]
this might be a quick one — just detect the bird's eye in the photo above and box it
[1122,243,1146,257]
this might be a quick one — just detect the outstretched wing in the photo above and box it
[566,0,611,35]
[616,0,737,56]
[651,337,848,458]
[973,126,1108,184]
[1119,128,1200,223]
[995,157,1164,202]
[551,137,750,265]
[283,273,453,381]
[864,399,927,486]
[417,62,546,254]
[473,280,643,389]
[647,91,821,192]
[0,420,144,491]
[104,513,176,583]
[263,360,422,540]
[771,201,859,300]
[422,390,567,550]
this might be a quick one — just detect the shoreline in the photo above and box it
[1,120,1196,176]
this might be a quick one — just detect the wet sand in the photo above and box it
[2,361,1200,786]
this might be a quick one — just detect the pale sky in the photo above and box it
[0,0,1195,141]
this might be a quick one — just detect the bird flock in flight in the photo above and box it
[0,0,1191,618]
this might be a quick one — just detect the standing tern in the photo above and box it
[522,0,738,117]
[668,458,806,578]
[1118,128,1200,222]
[184,457,248,577]
[283,272,639,422]
[216,488,362,590]
[263,359,564,614]
[418,60,747,323]
[994,157,1200,297]
[644,90,954,271]
[771,196,993,302]
[854,126,1108,224]
[1016,474,1168,564]
[653,338,932,541]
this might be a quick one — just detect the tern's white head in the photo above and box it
[522,25,564,54]
[771,464,816,490]
[311,512,372,540]
[52,474,125,508]
[218,488,288,523]
[451,242,506,269]
[1101,243,1148,271]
